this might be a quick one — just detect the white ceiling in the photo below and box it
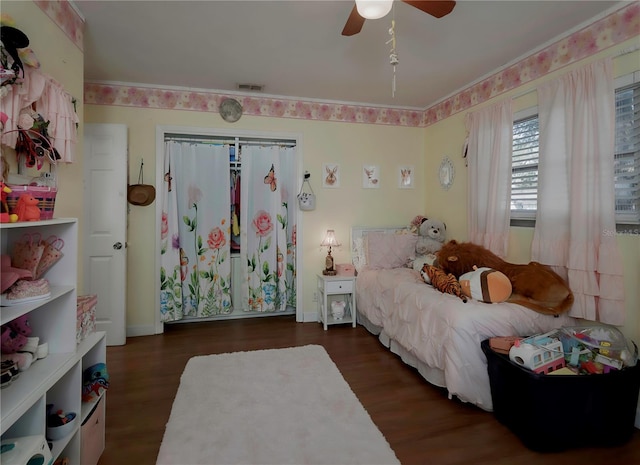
[76,0,626,109]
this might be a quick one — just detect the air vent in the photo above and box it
[237,83,264,92]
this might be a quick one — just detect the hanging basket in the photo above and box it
[5,185,57,220]
[297,174,316,211]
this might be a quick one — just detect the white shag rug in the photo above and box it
[156,345,400,465]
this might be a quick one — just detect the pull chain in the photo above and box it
[387,18,398,97]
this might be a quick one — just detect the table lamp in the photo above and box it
[321,229,340,276]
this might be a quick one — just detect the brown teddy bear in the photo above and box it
[436,240,573,316]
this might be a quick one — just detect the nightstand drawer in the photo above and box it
[325,280,353,293]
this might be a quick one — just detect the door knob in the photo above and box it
[113,242,123,250]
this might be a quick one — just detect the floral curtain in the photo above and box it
[240,145,297,312]
[160,141,232,322]
[465,98,513,257]
[532,58,625,325]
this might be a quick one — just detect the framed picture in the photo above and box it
[362,165,380,188]
[322,163,340,188]
[398,165,414,189]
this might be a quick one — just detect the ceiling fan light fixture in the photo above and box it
[355,0,393,20]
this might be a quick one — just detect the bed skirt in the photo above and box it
[357,310,451,402]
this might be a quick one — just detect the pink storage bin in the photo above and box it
[77,294,97,343]
[336,263,355,276]
[81,396,105,465]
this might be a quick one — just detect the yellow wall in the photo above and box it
[9,1,638,343]
[424,40,640,344]
[2,1,85,282]
[84,105,426,332]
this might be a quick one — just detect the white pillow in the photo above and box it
[365,233,418,269]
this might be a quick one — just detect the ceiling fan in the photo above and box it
[342,0,456,36]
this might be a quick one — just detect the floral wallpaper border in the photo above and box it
[424,2,639,126]
[48,1,638,127]
[35,0,83,52]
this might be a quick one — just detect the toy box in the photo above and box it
[482,339,640,451]
[77,294,97,343]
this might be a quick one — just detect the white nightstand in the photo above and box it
[316,274,357,330]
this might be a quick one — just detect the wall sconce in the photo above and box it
[355,0,393,19]
[320,229,341,276]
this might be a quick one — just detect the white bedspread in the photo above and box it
[356,267,576,411]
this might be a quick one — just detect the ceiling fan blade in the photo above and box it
[402,1,456,18]
[342,4,366,36]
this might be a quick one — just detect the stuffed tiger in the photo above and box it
[421,264,467,303]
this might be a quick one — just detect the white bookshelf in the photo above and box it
[1,219,106,465]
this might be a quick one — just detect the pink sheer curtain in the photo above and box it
[465,98,513,257]
[532,58,625,324]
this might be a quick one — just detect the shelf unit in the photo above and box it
[1,219,106,465]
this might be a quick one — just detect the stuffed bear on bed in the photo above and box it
[412,218,446,280]
[436,240,574,315]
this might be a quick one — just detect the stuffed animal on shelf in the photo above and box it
[1,155,18,223]
[459,265,512,303]
[14,194,40,221]
[436,240,574,316]
[1,182,18,223]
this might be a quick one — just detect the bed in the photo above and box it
[351,226,577,411]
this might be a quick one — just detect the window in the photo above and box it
[511,114,539,219]
[614,83,640,225]
[510,81,640,226]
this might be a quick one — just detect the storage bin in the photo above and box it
[6,185,58,220]
[81,396,106,465]
[481,339,640,452]
[77,294,97,343]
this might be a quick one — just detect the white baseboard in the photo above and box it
[301,310,318,323]
[127,324,156,338]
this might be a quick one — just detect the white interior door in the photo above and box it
[83,123,128,345]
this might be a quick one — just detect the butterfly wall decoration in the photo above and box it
[264,164,277,191]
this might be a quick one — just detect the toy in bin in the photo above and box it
[509,331,565,374]
[82,363,109,402]
[557,325,638,373]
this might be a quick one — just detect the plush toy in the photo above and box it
[412,253,435,275]
[459,265,512,303]
[82,362,110,402]
[1,156,18,223]
[416,218,446,255]
[420,264,467,302]
[14,194,40,221]
[409,215,426,234]
[436,240,574,316]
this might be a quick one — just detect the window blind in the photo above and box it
[509,82,640,225]
[511,115,539,215]
[614,83,640,224]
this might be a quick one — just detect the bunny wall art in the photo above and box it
[322,164,340,188]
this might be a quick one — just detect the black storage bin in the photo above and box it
[481,339,640,452]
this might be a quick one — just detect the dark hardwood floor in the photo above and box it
[97,316,640,465]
